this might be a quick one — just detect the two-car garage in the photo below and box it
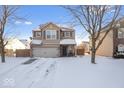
[32,47,60,58]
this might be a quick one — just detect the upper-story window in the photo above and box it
[64,32,71,37]
[46,30,57,40]
[36,32,41,37]
[118,28,124,38]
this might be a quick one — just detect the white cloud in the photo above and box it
[15,21,32,25]
[15,21,22,24]
[24,21,32,25]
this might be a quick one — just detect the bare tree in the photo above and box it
[0,5,21,63]
[64,5,122,64]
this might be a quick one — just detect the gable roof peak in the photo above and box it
[39,22,59,29]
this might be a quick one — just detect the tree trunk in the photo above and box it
[0,39,5,63]
[1,47,5,63]
[91,49,96,64]
[91,37,96,64]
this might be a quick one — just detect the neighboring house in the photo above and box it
[90,18,124,57]
[20,39,31,49]
[5,38,30,51]
[31,22,76,57]
[3,38,30,56]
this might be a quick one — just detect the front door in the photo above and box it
[62,46,67,56]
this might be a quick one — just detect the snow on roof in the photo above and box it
[60,27,74,31]
[61,28,73,31]
[20,39,28,45]
[32,40,42,45]
[60,39,76,45]
[57,24,74,30]
[33,28,41,31]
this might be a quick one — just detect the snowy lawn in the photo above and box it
[0,56,124,88]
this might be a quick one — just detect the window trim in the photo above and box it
[36,32,41,37]
[64,32,71,37]
[46,30,57,40]
[118,44,124,52]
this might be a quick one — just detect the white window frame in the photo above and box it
[118,28,124,38]
[118,44,124,55]
[118,44,124,52]
[36,32,41,37]
[46,30,57,40]
[64,32,70,37]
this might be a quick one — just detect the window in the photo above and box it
[46,30,57,40]
[118,44,124,52]
[36,32,41,37]
[118,28,124,38]
[117,44,124,55]
[64,32,70,37]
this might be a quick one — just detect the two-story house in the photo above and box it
[113,19,124,58]
[31,22,76,57]
[93,18,124,58]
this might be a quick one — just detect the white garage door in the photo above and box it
[32,48,59,57]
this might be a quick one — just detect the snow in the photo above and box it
[0,56,124,88]
[53,56,124,88]
[33,28,41,31]
[61,28,74,31]
[0,57,30,75]
[60,39,76,45]
[31,40,42,45]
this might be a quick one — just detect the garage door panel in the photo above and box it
[32,48,59,57]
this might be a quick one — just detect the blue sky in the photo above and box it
[5,5,88,43]
[4,5,124,44]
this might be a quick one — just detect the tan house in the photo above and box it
[31,22,76,57]
[91,18,124,57]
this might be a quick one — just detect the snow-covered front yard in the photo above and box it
[0,56,124,88]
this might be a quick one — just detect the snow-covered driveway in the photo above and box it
[0,56,124,88]
[0,57,58,88]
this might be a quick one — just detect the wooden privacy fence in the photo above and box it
[5,49,15,56]
[77,49,84,55]
[16,49,31,57]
